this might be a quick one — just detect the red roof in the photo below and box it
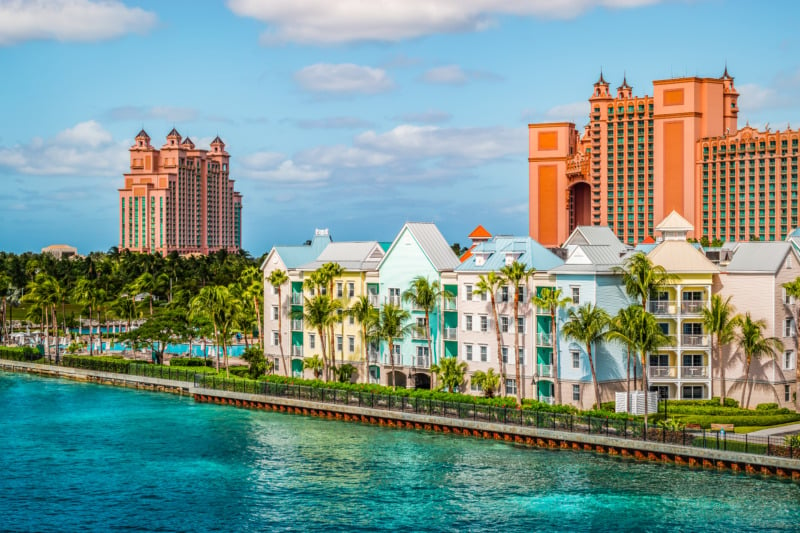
[460,244,476,263]
[468,225,491,239]
[642,235,656,244]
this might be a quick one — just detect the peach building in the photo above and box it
[119,129,242,255]
[529,69,799,246]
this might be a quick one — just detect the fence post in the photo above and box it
[587,416,592,435]
[745,433,748,454]
[767,436,771,456]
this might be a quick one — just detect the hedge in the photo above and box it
[0,347,41,362]
[679,413,800,428]
[169,358,214,368]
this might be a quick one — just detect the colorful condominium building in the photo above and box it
[529,69,800,247]
[119,129,242,255]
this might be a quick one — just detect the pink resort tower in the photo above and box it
[119,129,242,255]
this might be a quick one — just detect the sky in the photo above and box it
[2,0,800,256]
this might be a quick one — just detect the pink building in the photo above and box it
[119,129,242,255]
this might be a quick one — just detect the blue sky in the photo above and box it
[2,0,800,255]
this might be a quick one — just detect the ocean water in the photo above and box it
[1,371,799,532]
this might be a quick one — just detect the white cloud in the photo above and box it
[292,116,374,129]
[0,120,127,176]
[297,146,394,168]
[394,110,452,124]
[737,83,779,113]
[0,0,157,45]
[294,63,394,95]
[240,160,330,183]
[227,0,661,44]
[239,151,285,169]
[107,106,199,123]
[420,65,502,85]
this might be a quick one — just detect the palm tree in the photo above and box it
[613,251,676,311]
[735,313,783,409]
[607,305,645,412]
[0,273,11,344]
[402,276,451,384]
[296,295,341,382]
[475,272,506,393]
[431,356,467,393]
[635,310,673,430]
[471,368,501,398]
[347,296,378,383]
[562,303,611,409]
[320,262,344,373]
[500,261,535,407]
[782,277,800,409]
[132,272,156,315]
[72,278,100,356]
[266,269,288,374]
[371,303,412,389]
[190,285,236,376]
[532,287,571,403]
[702,294,738,405]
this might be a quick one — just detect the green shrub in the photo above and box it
[691,437,768,454]
[756,403,779,411]
[785,435,800,447]
[229,366,251,378]
[169,357,213,368]
[682,414,800,429]
[0,347,40,362]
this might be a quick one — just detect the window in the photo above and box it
[571,350,580,369]
[572,384,580,402]
[682,386,704,399]
[272,331,279,346]
[465,284,473,301]
[480,345,488,362]
[465,314,473,331]
[389,287,401,304]
[470,380,483,393]
[783,287,793,305]
[500,316,510,333]
[501,347,509,363]
[479,289,487,302]
[571,286,580,305]
[505,379,517,395]
[336,335,343,352]
[309,333,315,349]
[785,318,795,337]
[273,358,280,372]
[500,286,509,303]
[786,385,791,402]
[349,315,355,325]
[517,317,525,334]
[785,350,795,370]
[272,285,279,295]
[348,336,355,353]
[348,282,355,298]
[465,344,473,361]
[480,315,488,332]
[518,348,525,366]
[271,306,278,320]
[517,285,525,302]
[336,282,343,298]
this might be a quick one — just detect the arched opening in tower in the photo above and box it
[569,182,592,231]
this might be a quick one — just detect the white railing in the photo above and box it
[538,364,553,378]
[681,301,706,314]
[681,334,708,347]
[291,319,303,331]
[291,345,303,357]
[387,295,401,306]
[536,332,552,346]
[443,327,457,340]
[368,349,380,363]
[368,294,379,307]
[681,366,708,378]
[648,366,676,378]
[291,294,303,305]
[648,301,675,315]
[415,356,430,368]
[411,329,430,340]
[443,300,457,311]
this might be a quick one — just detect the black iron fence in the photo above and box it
[193,374,800,461]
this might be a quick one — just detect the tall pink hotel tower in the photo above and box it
[119,129,242,255]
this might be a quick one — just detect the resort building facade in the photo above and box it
[529,69,800,247]
[119,129,242,255]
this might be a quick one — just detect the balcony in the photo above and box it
[681,334,709,347]
[681,301,706,315]
[368,294,379,307]
[681,366,708,378]
[387,295,401,306]
[538,364,553,378]
[291,319,303,331]
[443,327,457,341]
[649,366,677,378]
[368,349,380,363]
[411,328,430,340]
[415,356,430,368]
[443,299,457,311]
[291,345,303,357]
[291,294,303,305]
[648,300,675,315]
[536,332,552,346]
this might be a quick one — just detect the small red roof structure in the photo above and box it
[468,225,492,239]
[642,235,656,244]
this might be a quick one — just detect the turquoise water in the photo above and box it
[2,372,799,532]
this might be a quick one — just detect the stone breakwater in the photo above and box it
[3,359,800,481]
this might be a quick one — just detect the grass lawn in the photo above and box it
[733,421,800,434]
[9,303,88,322]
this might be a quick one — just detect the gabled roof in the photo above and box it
[656,210,693,232]
[381,222,460,272]
[167,127,181,137]
[135,129,149,139]
[725,242,793,273]
[647,240,719,274]
[261,232,332,270]
[468,225,492,239]
[551,244,623,273]
[211,135,224,144]
[564,225,627,254]
[299,241,385,272]
[456,236,563,272]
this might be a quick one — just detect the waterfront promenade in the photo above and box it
[3,358,800,480]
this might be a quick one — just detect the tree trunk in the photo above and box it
[551,308,559,404]
[97,309,103,354]
[214,327,220,372]
[253,294,262,352]
[389,335,395,389]
[277,288,287,376]
[719,341,727,406]
[513,290,522,407]
[641,351,649,432]
[490,293,505,395]
[587,343,601,409]
[626,349,631,414]
[362,326,368,384]
[318,326,328,382]
[88,306,94,356]
[709,337,715,402]
[741,358,750,408]
[425,309,434,390]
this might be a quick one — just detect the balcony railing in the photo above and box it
[291,345,303,357]
[367,349,380,363]
[649,366,677,378]
[681,334,708,347]
[387,295,401,306]
[291,294,303,305]
[443,300,457,311]
[648,301,675,315]
[415,356,430,368]
[411,328,430,340]
[367,294,379,307]
[538,364,553,378]
[536,332,552,346]
[681,301,706,315]
[681,366,708,378]
[291,319,303,331]
[443,327,457,341]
